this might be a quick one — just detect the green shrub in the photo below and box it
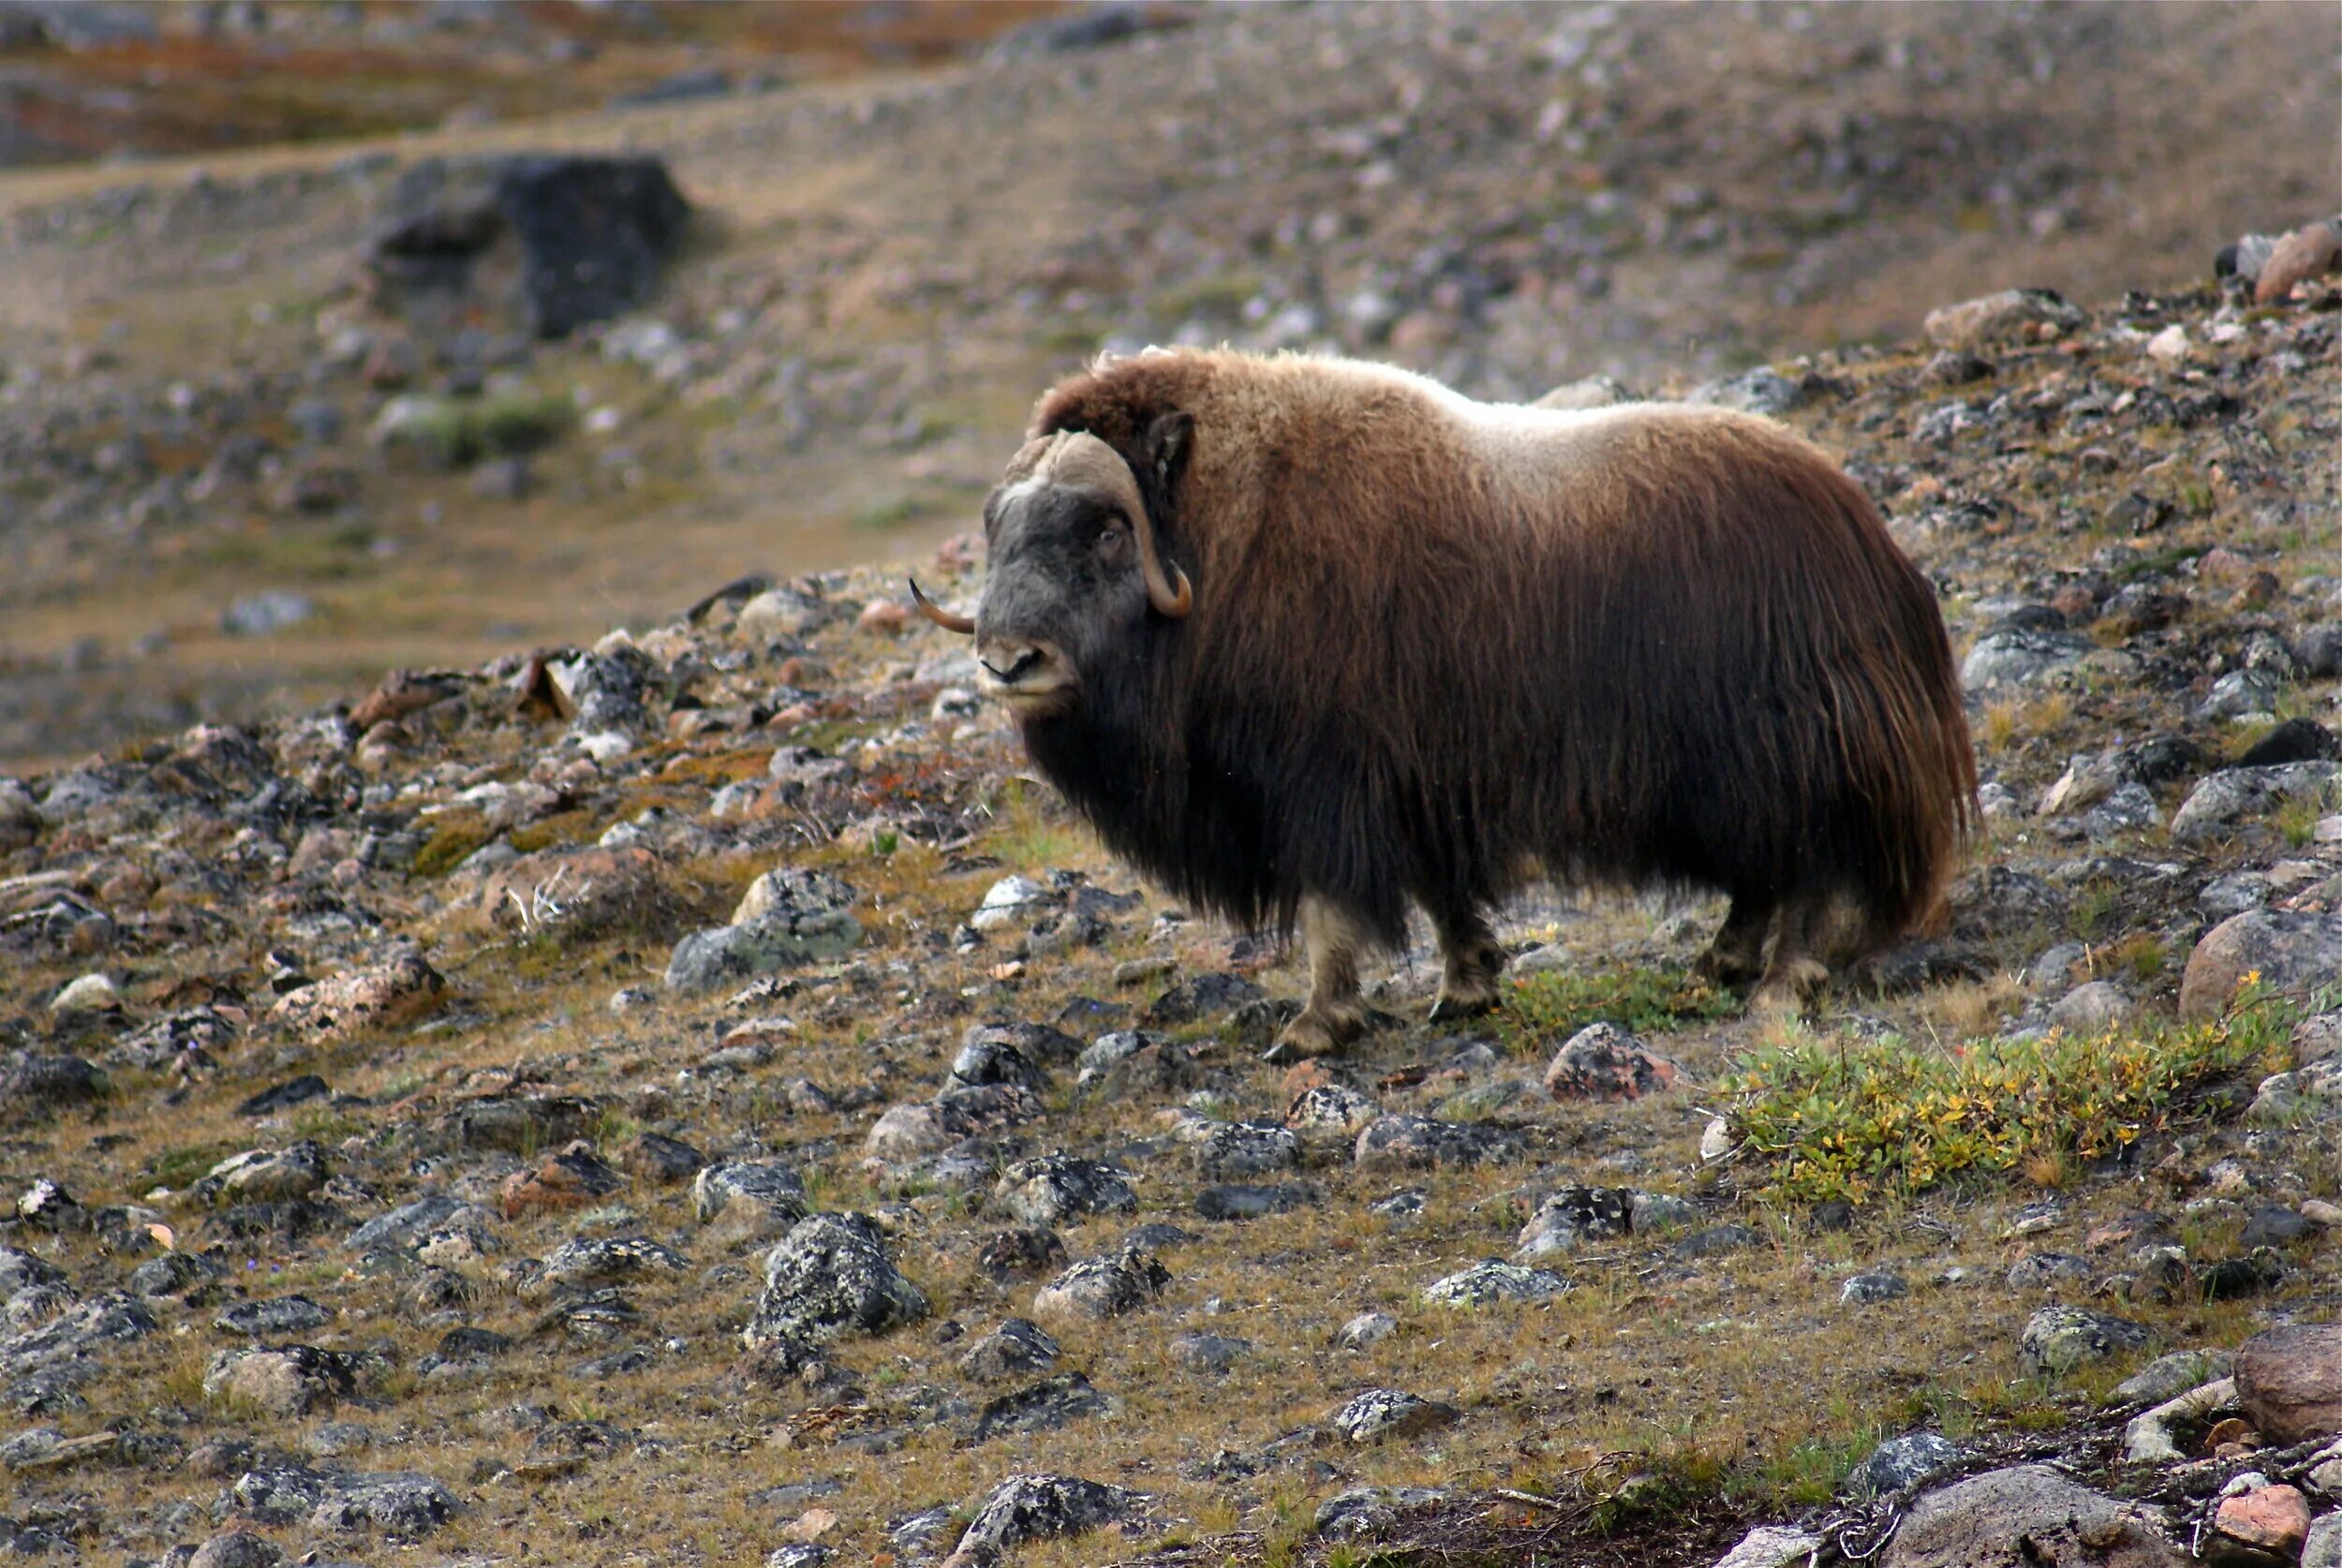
[1726,983,2297,1203]
[1496,963,1737,1053]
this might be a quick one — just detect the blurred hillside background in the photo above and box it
[0,0,2335,765]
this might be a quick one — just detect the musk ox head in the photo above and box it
[912,419,1193,717]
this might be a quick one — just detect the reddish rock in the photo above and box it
[2210,1484,2309,1560]
[270,953,445,1039]
[498,1142,624,1219]
[478,846,674,938]
[1543,1022,1679,1102]
[2234,1324,2342,1443]
[349,669,464,731]
[857,598,911,633]
[2256,221,2341,305]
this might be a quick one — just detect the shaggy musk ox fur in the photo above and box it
[926,348,1976,1058]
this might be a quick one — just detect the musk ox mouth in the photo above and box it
[974,638,1076,709]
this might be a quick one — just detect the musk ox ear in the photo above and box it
[1143,411,1193,498]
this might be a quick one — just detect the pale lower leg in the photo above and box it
[1751,900,1829,1014]
[1274,895,1372,1058]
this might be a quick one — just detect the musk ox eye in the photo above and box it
[1093,520,1134,566]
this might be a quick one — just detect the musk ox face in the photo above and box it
[920,422,1194,718]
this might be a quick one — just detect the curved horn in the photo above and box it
[907,577,975,634]
[1039,431,1193,620]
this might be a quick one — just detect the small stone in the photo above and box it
[957,1318,1060,1382]
[2256,221,2342,304]
[1169,1332,1251,1374]
[1031,1249,1170,1322]
[2210,1484,2310,1561]
[1337,1311,1398,1350]
[941,1472,1147,1567]
[1421,1260,1568,1308]
[1543,1022,1678,1101]
[1330,1387,1460,1442]
[1710,1526,1826,1568]
[2049,981,2132,1035]
[47,974,119,1013]
[1848,1432,1962,1499]
[1842,1269,1910,1306]
[2019,1306,2151,1376]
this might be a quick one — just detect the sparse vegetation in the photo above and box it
[1496,963,1738,1053]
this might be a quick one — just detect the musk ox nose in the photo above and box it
[974,635,1075,704]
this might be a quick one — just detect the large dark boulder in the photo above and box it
[364,155,690,339]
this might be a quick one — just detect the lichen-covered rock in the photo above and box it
[0,1055,107,1122]
[2170,762,2338,843]
[1421,1260,1569,1307]
[692,1161,810,1242]
[667,869,862,991]
[521,1235,687,1300]
[1031,1249,1170,1322]
[270,952,446,1039]
[741,1213,927,1368]
[1193,1120,1301,1181]
[1543,1023,1680,1101]
[1354,1116,1516,1170]
[1330,1387,1460,1442]
[204,1345,355,1416]
[2019,1306,2151,1375]
[1880,1463,2181,1567]
[991,1156,1136,1227]
[1514,1186,1631,1261]
[957,1317,1060,1383]
[941,1472,1148,1567]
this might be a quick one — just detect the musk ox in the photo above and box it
[912,348,1976,1058]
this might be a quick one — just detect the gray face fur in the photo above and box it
[974,469,1149,717]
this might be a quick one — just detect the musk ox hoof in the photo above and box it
[1267,1006,1367,1062]
[1427,985,1500,1025]
[1692,946,1764,988]
[1750,958,1829,1017]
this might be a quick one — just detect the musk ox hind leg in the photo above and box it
[1267,895,1373,1061]
[1429,906,1508,1023]
[1693,896,1776,989]
[1750,900,1831,1016]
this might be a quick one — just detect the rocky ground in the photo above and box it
[2,5,2342,1567]
[3,246,2341,1564]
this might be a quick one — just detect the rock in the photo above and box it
[1331,1387,1460,1442]
[2297,1013,2342,1066]
[305,1469,465,1535]
[1315,1486,1449,1541]
[1849,1432,1963,1498]
[1355,1115,1515,1169]
[2256,221,2342,304]
[2304,1515,2342,1568]
[2198,668,2284,720]
[667,871,862,991]
[1688,366,1810,414]
[1712,1526,1827,1568]
[741,1213,928,1369]
[2209,1485,2311,1563]
[1169,1332,1251,1374]
[204,1345,355,1416]
[442,1093,601,1155]
[1031,1249,1170,1322]
[1962,628,2093,688]
[958,1318,1060,1382]
[211,1141,330,1203]
[1421,1260,1568,1307]
[949,1033,1050,1094]
[2171,763,2339,842]
[2019,1306,2151,1375]
[2110,1349,2233,1408]
[188,1531,288,1568]
[238,1074,330,1117]
[526,1235,687,1299]
[1193,1121,1300,1180]
[2233,1324,2342,1442]
[2181,911,2342,1021]
[1142,970,1265,1026]
[1514,1186,1631,1261]
[0,1055,107,1120]
[1842,1269,1910,1306]
[2238,717,2338,768]
[992,1157,1137,1227]
[2006,1252,2091,1292]
[1337,1311,1398,1350]
[692,1161,809,1242]
[131,1250,221,1297]
[47,974,118,1014]
[271,953,446,1039]
[2049,981,2133,1035]
[1194,1182,1319,1221]
[364,155,690,338]
[1921,288,2085,350]
[940,1472,1147,1568]
[215,1297,333,1338]
[1880,1463,2180,1567]
[480,846,674,939]
[497,1143,623,1218]
[1283,1082,1382,1146]
[1543,1022,1679,1101]
[221,590,315,636]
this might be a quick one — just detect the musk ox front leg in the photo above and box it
[1693,896,1776,988]
[1750,901,1830,1015]
[1428,906,1507,1023]
[1270,895,1373,1060]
